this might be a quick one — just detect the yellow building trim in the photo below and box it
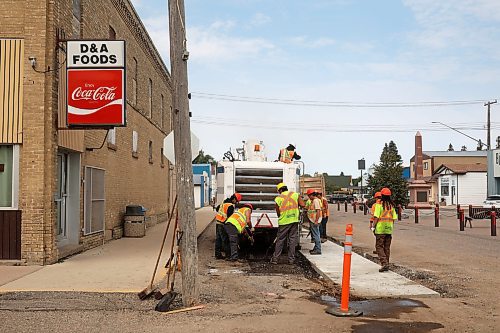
[0,39,24,144]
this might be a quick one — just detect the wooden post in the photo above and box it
[168,0,198,306]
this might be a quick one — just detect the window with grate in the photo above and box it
[132,131,138,156]
[84,167,105,235]
[148,79,153,118]
[132,58,138,105]
[160,94,164,128]
[149,141,153,163]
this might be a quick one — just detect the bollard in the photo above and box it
[457,204,461,219]
[415,207,419,224]
[338,202,340,211]
[353,203,357,214]
[397,205,402,221]
[345,201,348,212]
[364,204,367,216]
[491,207,497,237]
[459,209,465,231]
[325,224,362,317]
[434,204,440,227]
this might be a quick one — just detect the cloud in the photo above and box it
[250,13,271,27]
[288,36,336,48]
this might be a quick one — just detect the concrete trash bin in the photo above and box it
[124,215,146,237]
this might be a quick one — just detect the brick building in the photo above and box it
[0,0,174,264]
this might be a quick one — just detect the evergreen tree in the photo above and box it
[367,141,409,206]
[193,150,216,165]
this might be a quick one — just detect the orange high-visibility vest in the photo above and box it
[279,148,294,163]
[320,197,329,217]
[374,204,396,235]
[215,203,233,223]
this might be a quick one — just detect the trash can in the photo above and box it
[124,205,146,237]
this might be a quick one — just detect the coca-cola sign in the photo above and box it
[67,69,125,127]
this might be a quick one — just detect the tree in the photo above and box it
[367,141,409,206]
[192,150,216,165]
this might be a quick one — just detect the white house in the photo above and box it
[435,163,487,206]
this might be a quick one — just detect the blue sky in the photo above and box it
[132,0,500,176]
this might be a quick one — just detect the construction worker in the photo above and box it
[270,182,305,265]
[369,192,382,231]
[373,187,398,272]
[317,191,329,241]
[214,193,241,259]
[224,203,253,262]
[278,143,301,164]
[306,189,322,255]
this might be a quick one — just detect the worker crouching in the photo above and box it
[373,188,398,272]
[224,204,253,262]
[214,192,241,259]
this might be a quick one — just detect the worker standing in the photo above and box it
[306,189,322,255]
[373,188,398,272]
[214,193,241,259]
[270,183,305,265]
[278,143,301,163]
[224,204,253,262]
[317,191,329,241]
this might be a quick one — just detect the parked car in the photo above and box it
[482,195,500,208]
[329,194,355,204]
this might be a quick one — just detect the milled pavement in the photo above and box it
[300,232,439,298]
[0,207,215,293]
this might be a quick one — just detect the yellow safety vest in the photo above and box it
[306,199,321,223]
[320,197,329,217]
[226,207,251,234]
[215,203,233,223]
[374,204,396,235]
[275,191,300,225]
[279,148,294,164]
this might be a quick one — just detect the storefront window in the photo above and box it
[0,145,13,207]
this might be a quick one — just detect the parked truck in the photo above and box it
[299,175,325,197]
[216,139,302,241]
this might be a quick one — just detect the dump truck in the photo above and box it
[216,139,302,241]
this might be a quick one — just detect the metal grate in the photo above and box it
[235,168,282,210]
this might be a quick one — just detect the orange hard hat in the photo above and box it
[381,188,392,196]
[306,189,316,195]
[374,192,382,198]
[234,193,242,202]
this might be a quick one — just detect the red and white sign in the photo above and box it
[67,69,125,126]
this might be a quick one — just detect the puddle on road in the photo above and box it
[318,295,428,319]
[351,320,444,333]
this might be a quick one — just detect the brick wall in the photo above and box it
[0,0,175,264]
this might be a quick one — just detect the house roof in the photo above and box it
[410,150,487,162]
[325,175,352,188]
[434,163,487,175]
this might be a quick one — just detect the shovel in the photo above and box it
[137,196,177,300]
[155,229,184,312]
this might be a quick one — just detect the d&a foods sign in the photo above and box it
[67,41,126,127]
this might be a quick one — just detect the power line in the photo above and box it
[190,92,494,108]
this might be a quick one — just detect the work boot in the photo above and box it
[270,258,278,265]
[309,250,321,255]
[379,265,389,272]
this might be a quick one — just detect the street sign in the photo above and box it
[163,131,200,165]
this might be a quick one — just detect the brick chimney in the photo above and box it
[415,131,423,180]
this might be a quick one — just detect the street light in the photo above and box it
[431,121,488,149]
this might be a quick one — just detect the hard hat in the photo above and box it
[374,192,382,198]
[381,188,392,196]
[234,193,242,202]
[306,189,316,195]
[276,182,286,190]
[243,203,254,210]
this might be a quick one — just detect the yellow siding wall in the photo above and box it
[0,38,24,144]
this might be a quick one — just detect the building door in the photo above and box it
[451,186,456,205]
[56,153,69,240]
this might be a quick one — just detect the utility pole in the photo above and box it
[485,100,497,150]
[168,0,198,306]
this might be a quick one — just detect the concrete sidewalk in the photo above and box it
[0,207,214,293]
[300,234,439,298]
